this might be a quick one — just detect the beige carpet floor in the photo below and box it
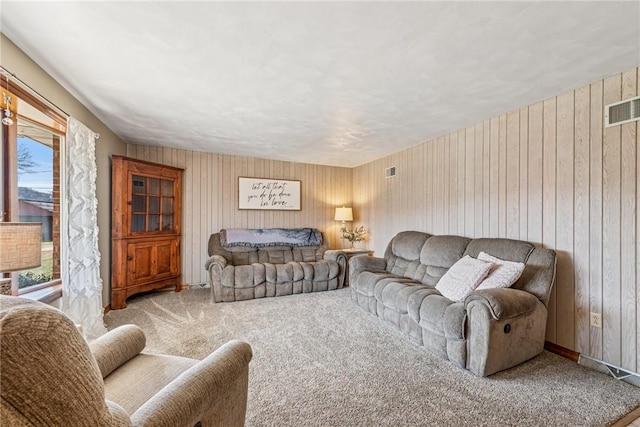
[104,288,640,426]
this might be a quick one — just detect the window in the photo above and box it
[17,126,60,290]
[1,72,66,296]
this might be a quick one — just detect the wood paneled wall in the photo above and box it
[125,147,353,286]
[353,68,639,373]
[126,67,638,373]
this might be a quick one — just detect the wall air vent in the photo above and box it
[385,166,396,178]
[605,95,640,127]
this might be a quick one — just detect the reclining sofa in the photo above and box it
[349,231,556,377]
[206,228,347,302]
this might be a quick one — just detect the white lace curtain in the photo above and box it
[61,117,107,340]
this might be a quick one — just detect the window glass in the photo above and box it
[132,175,145,194]
[161,180,173,197]
[132,194,146,212]
[162,197,173,214]
[148,214,160,231]
[1,79,66,296]
[149,178,160,195]
[16,132,55,289]
[148,196,160,214]
[131,214,145,232]
[162,215,173,231]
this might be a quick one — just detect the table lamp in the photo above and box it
[0,222,42,272]
[334,207,353,233]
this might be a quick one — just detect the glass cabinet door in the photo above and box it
[130,175,176,233]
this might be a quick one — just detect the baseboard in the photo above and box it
[545,341,640,391]
[579,354,640,387]
[544,341,580,362]
[610,405,640,427]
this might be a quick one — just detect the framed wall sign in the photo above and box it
[238,177,301,210]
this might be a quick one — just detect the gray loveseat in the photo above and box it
[206,228,347,302]
[349,231,556,377]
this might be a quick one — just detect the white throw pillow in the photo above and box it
[435,255,493,302]
[476,251,526,290]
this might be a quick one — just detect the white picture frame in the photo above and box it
[238,177,301,210]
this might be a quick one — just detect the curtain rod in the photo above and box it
[0,66,101,140]
[0,65,69,119]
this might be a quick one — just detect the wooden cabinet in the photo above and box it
[111,156,183,309]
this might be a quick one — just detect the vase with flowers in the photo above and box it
[342,225,366,249]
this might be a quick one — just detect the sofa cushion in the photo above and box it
[274,263,302,283]
[222,264,268,288]
[476,251,525,290]
[435,255,493,302]
[229,249,259,266]
[300,260,338,281]
[417,294,454,334]
[375,280,427,314]
[259,249,293,264]
[293,247,322,262]
[352,271,397,297]
[385,232,430,278]
[388,258,423,279]
[420,235,471,268]
[463,238,534,263]
[513,248,557,304]
[389,231,430,260]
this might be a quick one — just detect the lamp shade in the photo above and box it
[334,207,353,222]
[0,222,42,272]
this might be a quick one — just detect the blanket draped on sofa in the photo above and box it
[220,228,322,248]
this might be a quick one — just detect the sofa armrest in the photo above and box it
[349,256,388,287]
[205,254,227,271]
[323,249,346,262]
[90,325,146,379]
[464,288,540,320]
[350,255,387,271]
[131,340,253,427]
[324,250,348,287]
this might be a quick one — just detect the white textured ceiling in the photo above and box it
[2,2,639,167]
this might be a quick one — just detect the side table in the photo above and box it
[342,248,373,286]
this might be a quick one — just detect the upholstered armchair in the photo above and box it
[0,296,252,426]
